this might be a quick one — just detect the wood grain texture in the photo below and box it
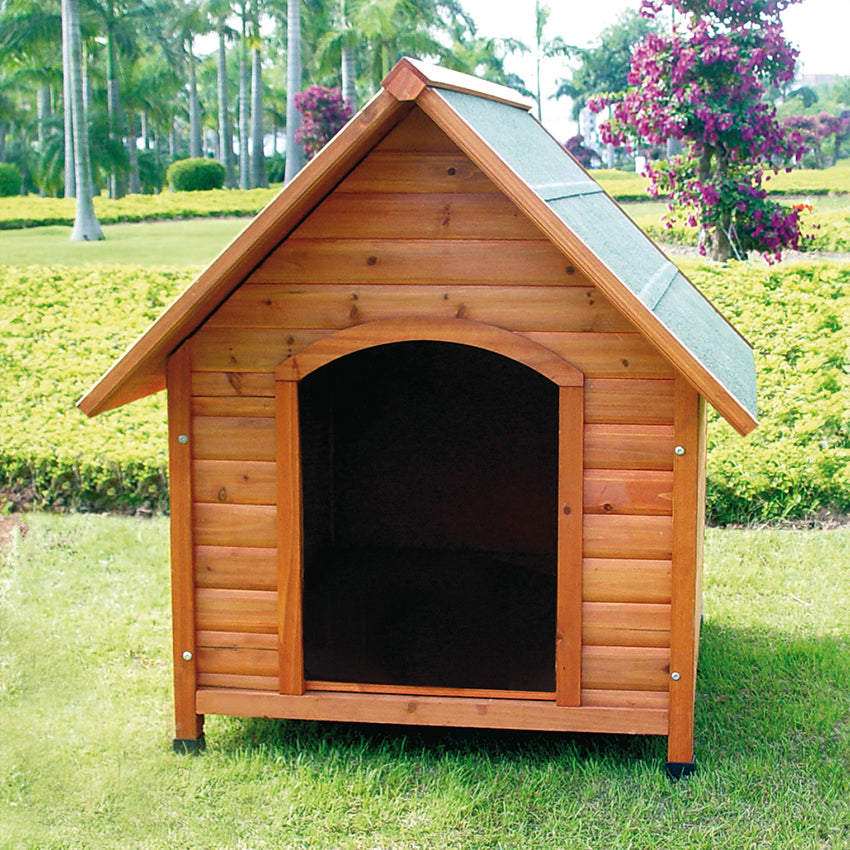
[193,460,276,505]
[191,371,276,397]
[583,558,672,604]
[584,378,675,424]
[584,469,673,516]
[246,240,586,287]
[520,332,673,379]
[192,328,328,372]
[196,646,278,677]
[276,380,305,695]
[195,546,277,590]
[193,503,277,548]
[276,318,583,387]
[581,689,669,711]
[335,151,498,194]
[197,673,278,691]
[191,396,275,418]
[667,378,707,765]
[582,645,670,692]
[584,424,675,470]
[374,105,462,152]
[192,416,275,461]
[582,602,671,647]
[166,341,203,741]
[306,682,554,701]
[195,587,278,633]
[209,284,626,332]
[584,514,673,560]
[196,630,278,649]
[196,688,669,735]
[557,385,583,706]
[292,193,546,241]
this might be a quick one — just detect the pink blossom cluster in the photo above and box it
[294,86,354,160]
[590,0,806,259]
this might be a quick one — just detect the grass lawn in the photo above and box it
[1,513,848,848]
[0,218,247,268]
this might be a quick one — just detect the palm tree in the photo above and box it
[62,0,103,239]
[284,0,304,181]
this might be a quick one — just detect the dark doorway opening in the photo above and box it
[299,341,559,692]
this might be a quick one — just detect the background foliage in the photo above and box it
[0,258,847,522]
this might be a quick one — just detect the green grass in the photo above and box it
[1,513,849,848]
[0,218,247,267]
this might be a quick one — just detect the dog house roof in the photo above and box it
[79,57,757,435]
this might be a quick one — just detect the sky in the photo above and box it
[458,0,850,139]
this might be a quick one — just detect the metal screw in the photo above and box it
[182,651,193,662]
[674,445,686,456]
[178,434,189,444]
[671,671,681,681]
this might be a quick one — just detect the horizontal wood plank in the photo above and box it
[582,602,671,648]
[583,558,672,604]
[208,284,630,333]
[520,332,673,379]
[195,587,278,633]
[584,424,675,470]
[195,546,277,590]
[582,645,670,692]
[192,416,275,461]
[194,503,277,548]
[581,689,669,710]
[193,460,276,505]
[197,673,278,691]
[192,371,276,397]
[584,469,673,516]
[293,193,548,242]
[196,631,278,650]
[191,328,329,372]
[306,681,554,701]
[584,378,675,424]
[247,240,588,287]
[196,688,669,735]
[584,514,673,560]
[196,645,278,678]
[335,151,498,194]
[191,396,275,417]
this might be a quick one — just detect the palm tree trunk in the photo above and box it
[238,16,250,189]
[63,0,103,240]
[127,111,140,194]
[61,0,75,198]
[284,0,304,182]
[218,26,236,188]
[106,21,123,199]
[187,37,203,158]
[250,44,267,188]
[341,42,356,108]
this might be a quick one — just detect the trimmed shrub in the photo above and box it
[165,158,226,192]
[0,163,21,197]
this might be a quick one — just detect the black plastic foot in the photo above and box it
[666,761,696,780]
[172,734,206,755]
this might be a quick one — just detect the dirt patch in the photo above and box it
[0,514,28,550]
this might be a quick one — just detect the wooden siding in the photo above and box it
[188,105,678,709]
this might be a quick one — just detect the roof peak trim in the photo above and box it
[382,57,534,111]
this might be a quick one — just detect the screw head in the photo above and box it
[182,651,193,662]
[674,446,686,456]
[178,434,189,444]
[671,671,681,681]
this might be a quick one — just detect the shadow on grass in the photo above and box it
[204,619,849,778]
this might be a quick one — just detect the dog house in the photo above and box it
[79,59,757,777]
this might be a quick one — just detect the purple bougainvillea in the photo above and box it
[590,0,806,261]
[294,86,354,160]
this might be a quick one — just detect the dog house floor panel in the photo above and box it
[303,547,557,694]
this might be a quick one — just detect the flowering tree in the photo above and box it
[294,85,354,161]
[590,0,806,262]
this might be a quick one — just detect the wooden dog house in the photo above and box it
[79,59,757,777]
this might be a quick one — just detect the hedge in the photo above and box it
[0,261,847,522]
[0,187,278,230]
[165,158,226,192]
[0,163,22,197]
